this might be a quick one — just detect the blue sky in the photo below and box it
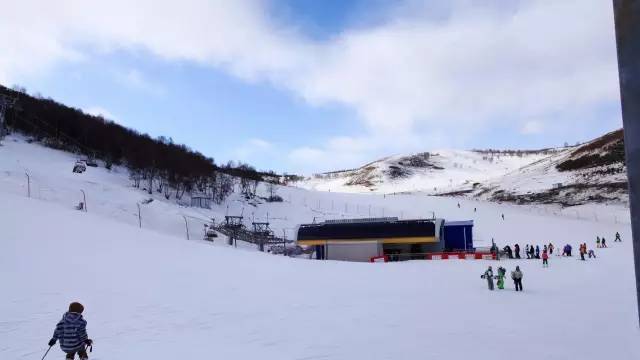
[0,0,622,174]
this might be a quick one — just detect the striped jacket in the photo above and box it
[52,312,89,352]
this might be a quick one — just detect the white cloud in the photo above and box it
[232,138,274,162]
[113,68,165,95]
[521,120,544,135]
[84,106,117,121]
[0,0,620,172]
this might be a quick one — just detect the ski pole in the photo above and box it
[41,346,52,360]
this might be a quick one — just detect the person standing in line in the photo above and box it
[514,244,521,259]
[596,236,601,248]
[542,250,549,268]
[535,245,540,259]
[548,243,554,255]
[601,237,607,248]
[525,244,530,259]
[530,244,536,259]
[482,266,495,291]
[511,266,523,292]
[580,243,586,261]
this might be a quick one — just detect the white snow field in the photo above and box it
[1,136,640,360]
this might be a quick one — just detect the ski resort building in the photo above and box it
[296,217,474,262]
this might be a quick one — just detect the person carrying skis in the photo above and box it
[481,266,495,291]
[615,232,622,242]
[511,266,523,292]
[496,267,506,290]
[48,302,93,360]
[542,250,549,268]
[525,244,530,259]
[596,236,601,248]
[514,244,521,259]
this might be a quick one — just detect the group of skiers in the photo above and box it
[482,232,623,291]
[481,265,524,291]
[499,243,552,267]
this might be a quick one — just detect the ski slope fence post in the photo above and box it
[182,215,190,240]
[613,0,640,327]
[25,172,30,198]
[80,189,87,212]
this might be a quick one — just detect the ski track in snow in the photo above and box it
[1,135,639,360]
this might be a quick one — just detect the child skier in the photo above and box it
[481,266,495,291]
[511,266,523,292]
[48,302,93,360]
[542,250,549,268]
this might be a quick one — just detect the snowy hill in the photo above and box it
[462,130,627,206]
[301,149,551,194]
[299,130,628,207]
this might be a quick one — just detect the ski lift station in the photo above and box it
[296,217,474,262]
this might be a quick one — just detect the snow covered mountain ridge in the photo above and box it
[299,129,627,206]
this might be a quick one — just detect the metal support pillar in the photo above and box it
[613,0,640,326]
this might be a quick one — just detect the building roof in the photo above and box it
[444,220,474,227]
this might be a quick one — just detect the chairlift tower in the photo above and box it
[252,221,273,252]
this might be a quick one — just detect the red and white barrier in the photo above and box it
[425,252,496,260]
[370,255,389,263]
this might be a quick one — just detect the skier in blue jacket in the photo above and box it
[49,302,93,360]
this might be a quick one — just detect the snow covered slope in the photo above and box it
[299,130,628,207]
[2,181,639,359]
[463,130,628,206]
[301,149,553,194]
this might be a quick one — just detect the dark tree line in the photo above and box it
[0,84,291,202]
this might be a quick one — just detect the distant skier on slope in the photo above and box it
[596,236,601,248]
[579,243,586,261]
[601,237,607,248]
[548,243,554,255]
[48,302,93,360]
[529,245,535,259]
[511,266,523,292]
[615,232,622,242]
[514,244,521,259]
[535,245,540,259]
[525,244,530,259]
[481,266,495,291]
[542,250,549,268]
